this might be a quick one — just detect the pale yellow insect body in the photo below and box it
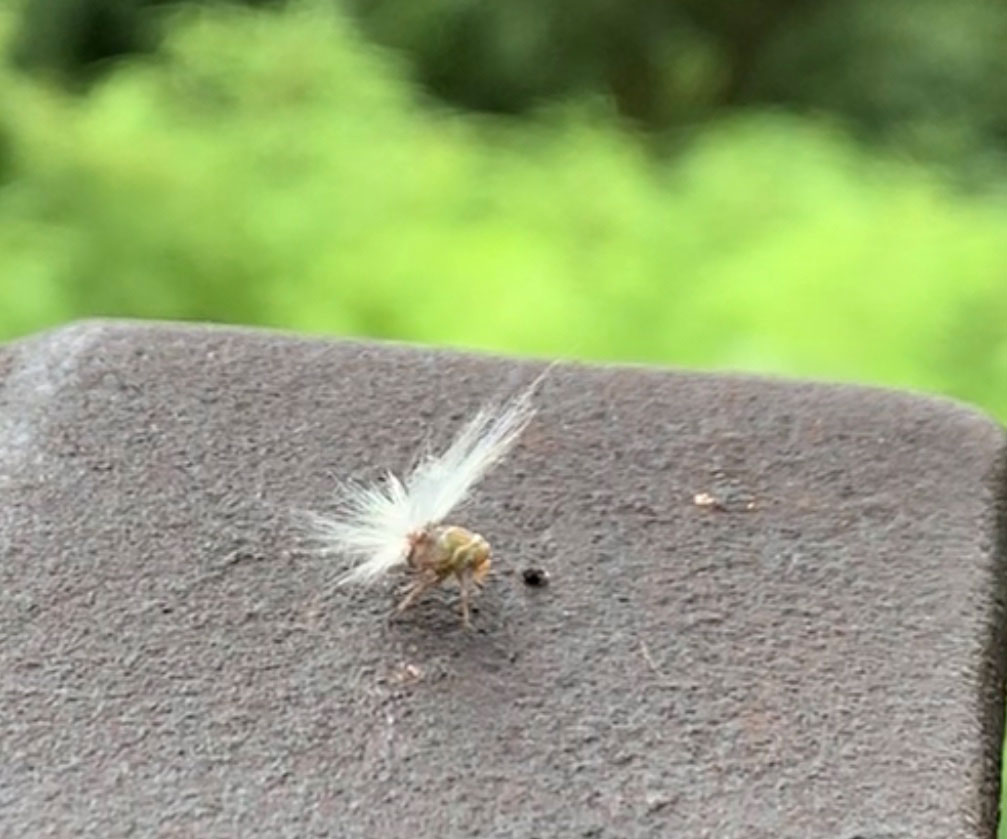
[398,525,492,626]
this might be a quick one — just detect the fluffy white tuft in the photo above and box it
[309,379,539,586]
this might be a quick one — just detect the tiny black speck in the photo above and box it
[522,567,549,587]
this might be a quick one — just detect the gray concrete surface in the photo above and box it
[1,319,1004,838]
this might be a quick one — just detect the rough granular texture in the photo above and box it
[1,320,1004,839]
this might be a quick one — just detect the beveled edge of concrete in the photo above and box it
[1,318,1005,838]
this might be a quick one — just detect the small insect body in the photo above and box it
[397,525,493,627]
[308,376,541,627]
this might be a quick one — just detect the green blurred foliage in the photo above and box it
[9,0,164,83]
[0,2,1005,418]
[9,0,1007,172]
[346,0,1007,171]
[743,0,1007,176]
[344,0,728,124]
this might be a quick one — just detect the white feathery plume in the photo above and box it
[310,377,540,586]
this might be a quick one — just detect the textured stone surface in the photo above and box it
[1,319,1004,838]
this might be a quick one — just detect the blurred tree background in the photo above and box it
[1,0,1006,419]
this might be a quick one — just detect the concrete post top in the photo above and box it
[1,319,1004,838]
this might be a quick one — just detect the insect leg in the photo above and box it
[395,572,440,614]
[457,571,473,628]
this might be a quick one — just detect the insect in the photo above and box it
[306,374,542,627]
